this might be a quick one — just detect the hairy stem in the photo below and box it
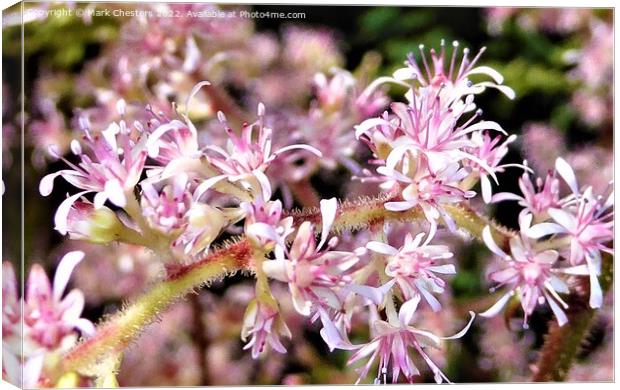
[62,196,512,377]
[63,239,254,377]
[532,253,613,381]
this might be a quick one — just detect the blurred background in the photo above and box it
[2,2,613,385]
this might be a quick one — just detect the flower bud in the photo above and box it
[66,201,125,244]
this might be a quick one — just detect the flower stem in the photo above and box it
[62,239,255,377]
[532,252,613,381]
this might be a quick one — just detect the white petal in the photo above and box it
[193,175,227,201]
[398,295,421,325]
[414,281,442,312]
[104,179,126,208]
[555,157,579,194]
[442,311,476,340]
[185,80,211,118]
[53,251,84,301]
[479,292,512,318]
[54,191,91,235]
[252,169,272,202]
[23,354,45,388]
[526,222,567,238]
[426,264,456,274]
[547,208,577,232]
[468,66,504,83]
[366,241,398,256]
[72,317,96,337]
[262,259,289,282]
[544,292,568,327]
[275,143,322,158]
[586,255,603,309]
[354,117,392,139]
[385,200,416,211]
[481,175,492,204]
[491,192,523,203]
[346,280,395,306]
[482,226,508,258]
[318,198,337,249]
[40,170,78,196]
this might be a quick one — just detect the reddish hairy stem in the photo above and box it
[532,253,613,381]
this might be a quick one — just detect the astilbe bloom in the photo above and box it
[490,157,612,310]
[347,296,475,384]
[366,229,455,311]
[2,252,94,387]
[480,214,576,327]
[240,299,292,359]
[39,100,147,231]
[354,43,516,230]
[261,198,365,316]
[527,158,613,309]
[491,161,562,222]
[203,103,322,202]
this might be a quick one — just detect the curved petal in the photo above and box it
[318,198,338,250]
[54,191,91,235]
[479,292,512,318]
[555,157,579,194]
[53,251,84,301]
[366,241,398,256]
[482,226,508,259]
[526,222,567,238]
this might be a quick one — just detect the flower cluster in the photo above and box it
[2,252,94,387]
[482,158,613,326]
[355,40,518,230]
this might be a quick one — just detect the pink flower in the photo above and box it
[480,216,572,327]
[464,132,523,203]
[23,252,95,350]
[2,253,94,387]
[348,296,475,384]
[241,299,292,359]
[376,152,475,230]
[204,103,321,201]
[141,174,192,235]
[362,40,514,109]
[242,199,294,249]
[39,100,147,225]
[491,162,562,222]
[526,158,613,309]
[366,230,455,311]
[261,198,363,315]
